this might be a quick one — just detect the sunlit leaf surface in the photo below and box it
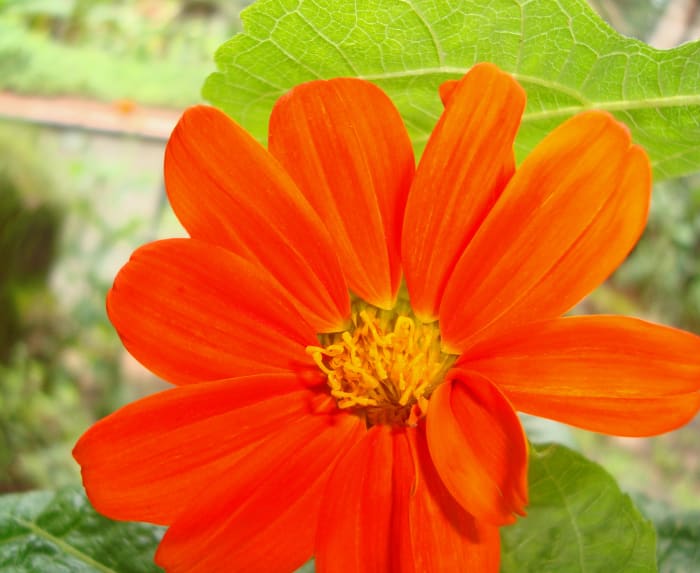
[501,444,657,573]
[204,0,700,180]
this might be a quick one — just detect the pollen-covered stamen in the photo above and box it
[306,307,454,425]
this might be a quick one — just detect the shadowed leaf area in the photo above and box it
[0,488,164,573]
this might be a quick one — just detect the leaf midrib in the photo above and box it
[13,516,117,573]
[537,448,587,573]
[361,69,700,118]
[229,65,700,123]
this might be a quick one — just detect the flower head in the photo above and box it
[74,63,700,573]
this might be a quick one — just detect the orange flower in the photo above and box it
[74,63,700,573]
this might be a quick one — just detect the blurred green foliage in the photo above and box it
[0,129,61,364]
[589,0,667,39]
[0,126,72,492]
[0,0,246,492]
[0,122,178,492]
[0,0,248,106]
[610,176,700,333]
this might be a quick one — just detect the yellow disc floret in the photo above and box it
[306,306,454,426]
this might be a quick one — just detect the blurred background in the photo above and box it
[0,0,698,517]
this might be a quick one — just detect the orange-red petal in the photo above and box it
[438,79,459,106]
[439,111,649,351]
[461,316,700,436]
[408,426,501,573]
[315,425,397,573]
[165,105,349,332]
[402,63,525,320]
[155,406,364,573]
[73,373,328,524]
[482,145,650,337]
[107,238,317,385]
[426,372,528,525]
[315,425,499,573]
[268,78,415,308]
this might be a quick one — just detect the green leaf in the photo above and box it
[500,444,658,573]
[0,487,164,573]
[294,560,316,573]
[203,0,700,180]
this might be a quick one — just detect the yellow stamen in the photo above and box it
[306,306,455,426]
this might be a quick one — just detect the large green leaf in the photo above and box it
[501,444,657,573]
[0,487,164,573]
[203,0,700,180]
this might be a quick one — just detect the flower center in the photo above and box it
[306,306,455,426]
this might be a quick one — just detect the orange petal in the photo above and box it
[268,78,415,308]
[402,63,525,320]
[497,145,649,331]
[426,372,528,525]
[165,105,349,332]
[438,79,459,106]
[461,316,700,436]
[407,426,501,572]
[390,430,418,573]
[315,426,396,573]
[316,425,500,573]
[155,406,364,573]
[73,373,328,524]
[107,238,316,385]
[440,111,648,351]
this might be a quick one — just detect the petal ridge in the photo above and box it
[165,105,350,331]
[156,409,364,573]
[107,238,317,385]
[426,371,528,525]
[461,315,700,436]
[408,426,501,572]
[269,78,415,308]
[315,425,395,573]
[402,63,525,320]
[74,373,330,524]
[440,111,642,350]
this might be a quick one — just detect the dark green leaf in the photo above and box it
[656,511,700,572]
[501,444,658,572]
[0,487,164,573]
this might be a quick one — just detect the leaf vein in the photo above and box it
[12,516,117,573]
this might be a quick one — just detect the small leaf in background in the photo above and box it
[634,495,700,572]
[500,444,657,573]
[0,487,164,573]
[203,0,700,180]
[656,512,700,572]
[294,560,315,573]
